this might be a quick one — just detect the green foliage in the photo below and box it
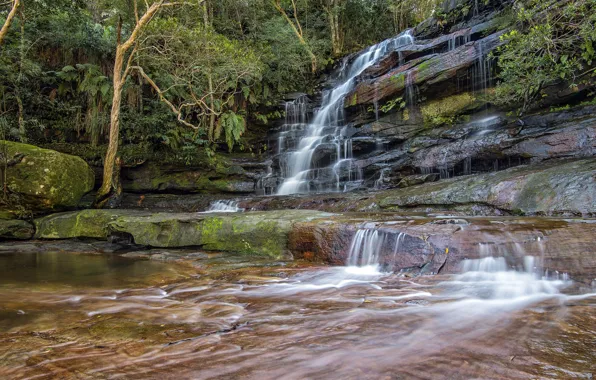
[494,0,596,114]
[0,0,442,161]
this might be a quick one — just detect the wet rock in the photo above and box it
[398,173,440,188]
[0,219,34,240]
[380,159,596,216]
[35,210,150,239]
[345,31,506,107]
[121,162,255,194]
[2,141,94,210]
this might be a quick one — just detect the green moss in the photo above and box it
[390,73,406,89]
[3,141,94,210]
[35,210,133,239]
[421,93,477,127]
[0,219,34,240]
[416,60,433,75]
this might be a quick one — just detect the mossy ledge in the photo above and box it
[35,210,334,259]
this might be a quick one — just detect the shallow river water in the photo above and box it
[0,250,594,379]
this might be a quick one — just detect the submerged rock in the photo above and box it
[2,141,94,211]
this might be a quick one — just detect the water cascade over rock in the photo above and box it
[206,200,244,213]
[275,31,415,195]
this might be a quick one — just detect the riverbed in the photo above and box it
[1,249,594,379]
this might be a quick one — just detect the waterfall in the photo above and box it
[277,30,415,195]
[206,200,243,213]
[347,229,386,268]
[453,240,570,299]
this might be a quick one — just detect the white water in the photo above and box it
[205,200,243,213]
[277,31,415,195]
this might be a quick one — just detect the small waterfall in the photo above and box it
[456,256,568,299]
[474,38,494,98]
[277,30,414,195]
[453,239,570,299]
[346,229,386,272]
[405,70,417,108]
[278,95,309,156]
[374,168,389,189]
[463,157,472,175]
[206,200,244,213]
[448,31,470,52]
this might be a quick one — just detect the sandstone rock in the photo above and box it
[121,162,255,194]
[345,31,506,108]
[2,141,95,210]
[35,210,150,239]
[380,159,596,216]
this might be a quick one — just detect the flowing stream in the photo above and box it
[1,226,594,379]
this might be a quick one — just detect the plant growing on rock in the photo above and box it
[494,0,596,115]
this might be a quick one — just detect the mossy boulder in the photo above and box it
[3,141,95,210]
[34,210,149,239]
[0,219,34,240]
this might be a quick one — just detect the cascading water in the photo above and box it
[277,31,415,195]
[205,200,244,213]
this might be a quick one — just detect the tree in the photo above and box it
[272,0,318,73]
[134,20,263,148]
[323,0,343,56]
[0,0,20,46]
[96,0,203,207]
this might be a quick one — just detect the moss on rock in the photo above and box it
[0,219,34,240]
[3,141,95,210]
[421,93,478,127]
[35,210,149,239]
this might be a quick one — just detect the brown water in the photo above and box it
[0,251,594,379]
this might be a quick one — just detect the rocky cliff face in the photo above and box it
[257,0,595,209]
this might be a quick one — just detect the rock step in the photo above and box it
[31,208,596,284]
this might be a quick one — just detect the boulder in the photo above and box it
[2,141,95,210]
[0,219,34,240]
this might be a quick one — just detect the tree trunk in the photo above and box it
[16,8,25,142]
[95,1,198,207]
[208,69,216,140]
[202,0,209,28]
[0,0,21,46]
[325,1,342,57]
[96,46,125,205]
